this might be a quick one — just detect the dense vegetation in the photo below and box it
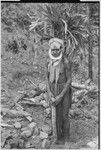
[1,3,99,149]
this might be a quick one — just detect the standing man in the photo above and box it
[47,38,72,145]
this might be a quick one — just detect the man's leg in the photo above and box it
[62,115,70,142]
[56,101,63,144]
[62,93,70,143]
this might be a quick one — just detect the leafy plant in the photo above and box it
[29,3,89,61]
[5,39,19,54]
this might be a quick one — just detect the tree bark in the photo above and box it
[87,4,93,81]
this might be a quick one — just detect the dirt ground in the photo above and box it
[1,76,98,149]
[1,54,99,149]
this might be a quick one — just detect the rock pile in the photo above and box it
[1,81,98,149]
[1,81,52,149]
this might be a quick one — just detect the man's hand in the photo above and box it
[49,91,54,99]
[51,97,56,102]
[51,96,62,106]
[54,96,62,105]
[48,91,56,105]
[50,97,57,106]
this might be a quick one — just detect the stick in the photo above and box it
[71,82,97,90]
[51,104,57,140]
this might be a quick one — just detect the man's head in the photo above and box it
[49,38,64,60]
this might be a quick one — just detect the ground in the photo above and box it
[1,70,98,149]
[1,29,99,150]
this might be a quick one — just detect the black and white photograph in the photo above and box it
[1,2,100,149]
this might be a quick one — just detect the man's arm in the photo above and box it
[53,60,72,105]
[54,79,71,105]
[46,62,54,99]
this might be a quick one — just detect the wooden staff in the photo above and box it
[46,66,57,142]
[51,102,57,141]
[51,71,58,141]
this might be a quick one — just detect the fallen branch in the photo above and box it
[1,123,13,128]
[20,100,42,106]
[71,82,90,90]
[1,108,31,117]
[74,89,87,97]
[71,82,98,91]
[23,94,43,103]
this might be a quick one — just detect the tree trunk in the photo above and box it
[87,5,93,81]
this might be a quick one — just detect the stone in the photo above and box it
[69,109,75,117]
[43,93,48,101]
[42,125,51,134]
[25,139,36,148]
[34,126,39,135]
[21,129,32,138]
[14,122,21,129]
[28,122,36,129]
[73,97,79,103]
[26,116,33,122]
[30,136,41,149]
[39,131,48,139]
[42,139,50,149]
[25,142,31,148]
[93,137,98,144]
[87,141,97,148]
[21,127,29,132]
[39,82,47,91]
[18,139,25,149]
[41,100,48,108]
[71,103,76,110]
[26,90,37,98]
[32,135,37,139]
[45,108,51,115]
[34,94,44,102]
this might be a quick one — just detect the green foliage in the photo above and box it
[88,3,99,26]
[5,39,19,54]
[1,3,31,34]
[1,3,99,88]
[30,3,89,62]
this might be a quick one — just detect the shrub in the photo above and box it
[5,39,19,54]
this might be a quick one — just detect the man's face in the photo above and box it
[51,48,62,57]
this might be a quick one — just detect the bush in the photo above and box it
[5,39,19,54]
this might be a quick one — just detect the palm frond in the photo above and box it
[29,3,89,59]
[67,29,78,45]
[45,5,52,17]
[29,19,43,31]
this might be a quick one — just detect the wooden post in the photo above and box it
[51,104,57,141]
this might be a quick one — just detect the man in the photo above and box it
[46,38,72,145]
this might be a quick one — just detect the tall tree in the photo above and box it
[86,3,99,80]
